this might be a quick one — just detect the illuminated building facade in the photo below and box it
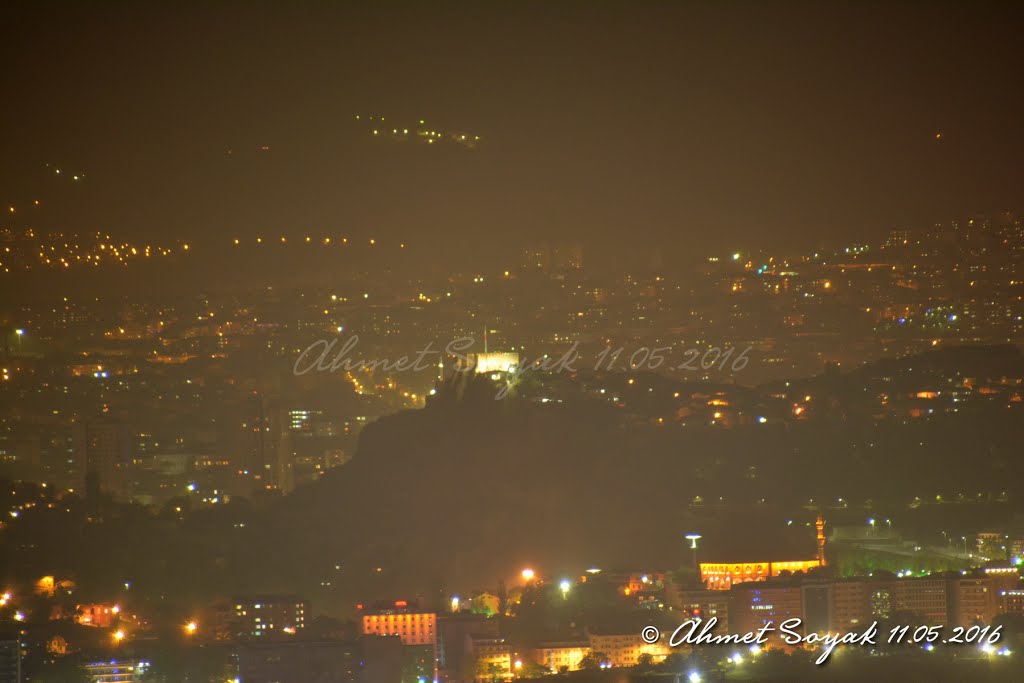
[530,641,589,673]
[972,567,1023,623]
[999,589,1024,616]
[830,580,871,631]
[700,560,822,590]
[360,604,436,646]
[470,592,501,617]
[585,630,669,667]
[702,515,826,591]
[360,602,437,683]
[467,352,520,375]
[466,636,511,683]
[949,577,998,628]
[613,571,666,596]
[83,660,149,683]
[76,603,122,628]
[229,595,307,639]
[888,578,947,625]
[668,588,731,632]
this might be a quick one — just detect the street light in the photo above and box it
[14,329,23,354]
[685,534,702,579]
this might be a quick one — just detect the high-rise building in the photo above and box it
[949,577,998,628]
[0,638,20,683]
[829,580,871,631]
[72,418,132,498]
[243,394,293,495]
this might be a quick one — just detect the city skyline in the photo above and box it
[3,3,1024,683]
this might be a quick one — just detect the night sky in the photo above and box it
[2,1,1023,256]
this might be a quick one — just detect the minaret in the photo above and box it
[816,514,827,566]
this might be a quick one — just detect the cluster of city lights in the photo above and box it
[230,235,406,249]
[356,114,481,149]
[0,230,184,272]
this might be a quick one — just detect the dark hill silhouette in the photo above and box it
[262,376,826,610]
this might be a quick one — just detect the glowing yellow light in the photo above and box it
[113,630,126,642]
[185,621,198,634]
[521,568,535,581]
